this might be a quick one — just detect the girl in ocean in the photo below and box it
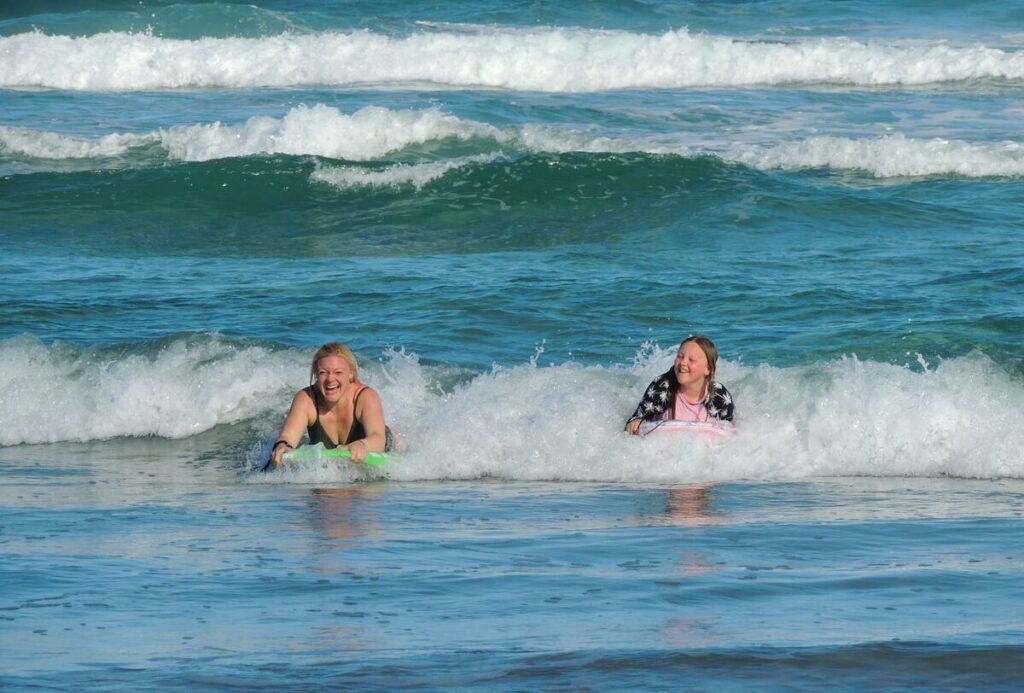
[265,342,394,469]
[625,335,735,434]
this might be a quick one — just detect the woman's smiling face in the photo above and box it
[315,355,353,402]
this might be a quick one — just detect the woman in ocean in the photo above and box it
[625,335,735,434]
[265,342,394,468]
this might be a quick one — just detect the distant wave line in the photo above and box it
[2,28,1023,91]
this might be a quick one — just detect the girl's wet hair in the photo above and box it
[310,342,359,383]
[682,335,718,394]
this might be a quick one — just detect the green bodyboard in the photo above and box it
[282,444,392,466]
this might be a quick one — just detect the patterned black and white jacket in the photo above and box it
[626,369,735,425]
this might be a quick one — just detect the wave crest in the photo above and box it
[734,134,1024,178]
[159,104,502,162]
[2,28,1022,91]
[5,106,1022,180]
[0,334,296,444]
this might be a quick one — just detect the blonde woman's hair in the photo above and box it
[682,335,718,394]
[309,342,359,383]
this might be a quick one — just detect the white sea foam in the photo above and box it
[731,134,1024,178]
[372,346,1024,483]
[311,154,500,190]
[2,28,1022,91]
[0,335,298,444]
[1,105,501,163]
[0,126,153,159]
[158,104,503,161]
[2,336,1021,482]
[509,127,1024,178]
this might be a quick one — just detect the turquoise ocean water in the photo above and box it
[2,1,1023,688]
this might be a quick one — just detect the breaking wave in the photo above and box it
[2,335,1022,482]
[2,28,1022,92]
[4,105,1022,179]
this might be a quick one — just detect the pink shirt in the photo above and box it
[660,388,709,422]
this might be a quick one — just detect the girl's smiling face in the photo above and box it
[315,355,354,402]
[673,340,710,392]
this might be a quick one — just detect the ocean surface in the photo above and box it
[2,0,1023,688]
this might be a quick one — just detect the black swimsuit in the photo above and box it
[306,386,394,451]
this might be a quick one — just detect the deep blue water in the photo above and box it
[2,1,1023,688]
